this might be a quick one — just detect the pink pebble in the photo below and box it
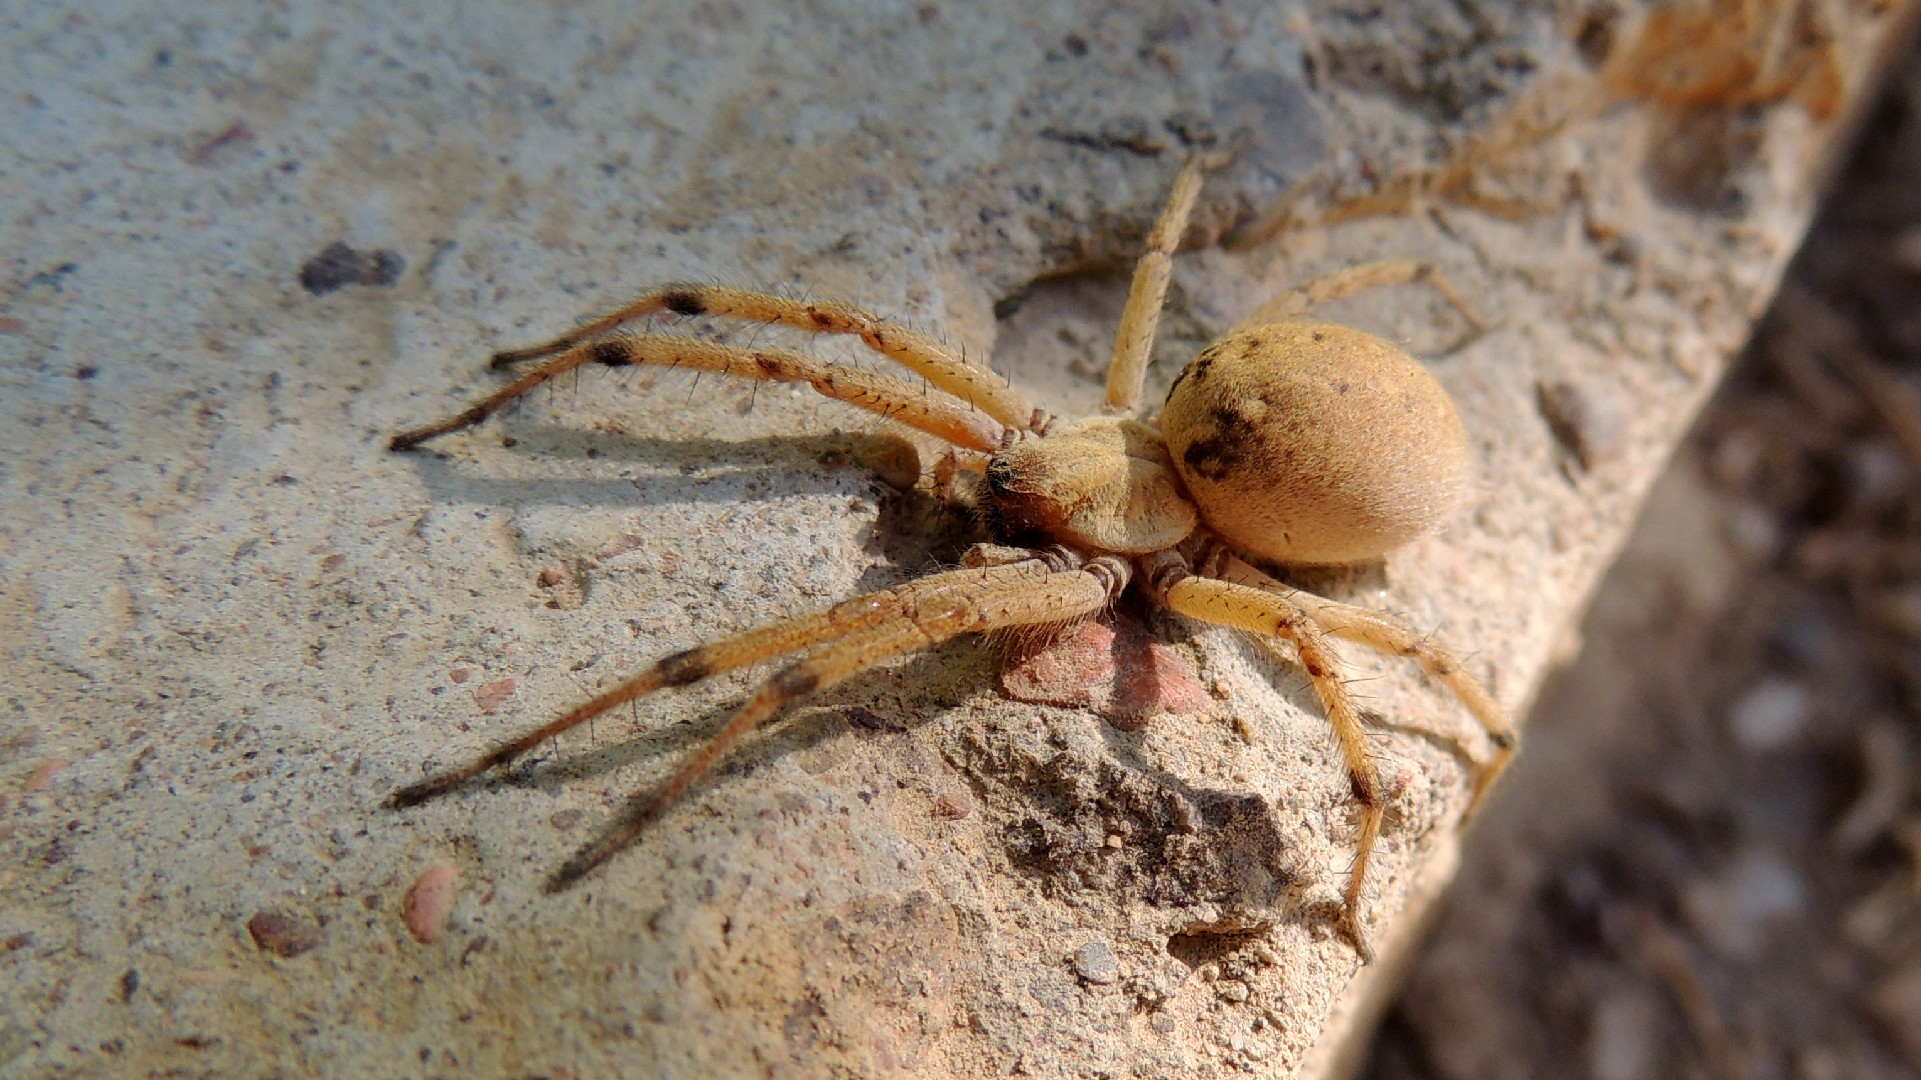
[1001,613,1209,730]
[405,864,458,944]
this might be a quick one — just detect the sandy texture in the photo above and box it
[0,1,1904,1076]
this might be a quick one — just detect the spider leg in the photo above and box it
[391,333,1010,453]
[1230,258,1485,347]
[490,284,1049,434]
[1208,549,1517,812]
[1140,548,1385,961]
[547,551,1129,890]
[388,551,1069,808]
[1104,155,1213,418]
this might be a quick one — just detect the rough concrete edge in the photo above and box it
[1305,6,1921,1077]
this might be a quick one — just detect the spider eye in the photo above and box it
[985,456,1017,496]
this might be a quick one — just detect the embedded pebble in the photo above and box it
[247,911,323,958]
[1072,941,1121,985]
[1001,614,1208,730]
[405,864,459,944]
[473,678,518,714]
[26,757,66,792]
[1538,377,1629,471]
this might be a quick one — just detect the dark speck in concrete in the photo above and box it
[300,242,405,295]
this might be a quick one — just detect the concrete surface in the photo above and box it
[0,0,1905,1076]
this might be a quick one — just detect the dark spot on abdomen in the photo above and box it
[1181,437,1237,482]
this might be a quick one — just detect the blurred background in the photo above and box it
[1368,42,1921,1080]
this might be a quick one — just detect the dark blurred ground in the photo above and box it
[1365,44,1921,1080]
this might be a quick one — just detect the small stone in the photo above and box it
[405,864,459,944]
[1072,941,1121,985]
[247,911,323,958]
[1726,679,1810,751]
[1681,847,1805,958]
[25,757,66,792]
[473,678,517,715]
[1537,377,1629,471]
[1001,613,1208,730]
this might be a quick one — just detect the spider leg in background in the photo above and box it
[1231,257,1486,348]
[546,550,1130,891]
[390,333,1010,453]
[1205,546,1516,813]
[1103,154,1214,418]
[1139,546,1389,961]
[490,283,1050,433]
[388,547,1066,808]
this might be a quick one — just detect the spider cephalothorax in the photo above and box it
[387,159,1514,958]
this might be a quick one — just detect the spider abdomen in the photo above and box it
[1160,321,1471,565]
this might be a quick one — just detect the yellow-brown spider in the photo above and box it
[387,159,1516,959]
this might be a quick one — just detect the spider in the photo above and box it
[386,157,1516,959]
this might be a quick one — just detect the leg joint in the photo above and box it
[1083,556,1132,602]
[658,649,712,687]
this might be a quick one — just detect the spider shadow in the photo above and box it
[397,421,904,509]
[463,641,988,833]
[1258,556,1497,769]
[1192,582,1490,799]
[396,420,981,571]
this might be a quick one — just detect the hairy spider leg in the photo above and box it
[1233,258,1486,346]
[1142,546,1389,961]
[1104,155,1212,418]
[390,333,1010,453]
[388,553,1065,808]
[546,554,1129,890]
[1208,548,1516,812]
[491,283,1049,433]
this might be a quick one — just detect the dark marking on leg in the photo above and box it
[658,649,711,688]
[591,340,634,367]
[661,287,706,316]
[1349,771,1381,807]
